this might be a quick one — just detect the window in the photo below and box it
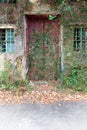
[74,27,87,51]
[0,28,14,53]
[70,0,87,2]
[0,0,16,4]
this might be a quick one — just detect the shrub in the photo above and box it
[62,65,87,92]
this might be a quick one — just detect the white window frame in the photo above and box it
[0,24,15,53]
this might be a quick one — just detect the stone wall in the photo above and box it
[63,26,87,75]
[0,34,26,80]
[0,0,57,80]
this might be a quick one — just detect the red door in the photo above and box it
[26,15,61,80]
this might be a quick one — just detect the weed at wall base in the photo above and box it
[0,61,34,93]
[62,65,87,92]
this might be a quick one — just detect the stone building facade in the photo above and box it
[0,0,87,80]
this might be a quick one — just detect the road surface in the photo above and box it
[0,101,87,130]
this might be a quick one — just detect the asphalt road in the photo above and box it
[0,101,87,130]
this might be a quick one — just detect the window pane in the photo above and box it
[6,29,14,53]
[0,0,16,3]
[74,28,80,51]
[0,29,6,53]
[74,27,87,51]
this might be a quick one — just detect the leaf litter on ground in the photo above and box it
[0,81,87,104]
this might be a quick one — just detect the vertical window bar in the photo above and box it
[85,29,87,49]
[10,29,11,52]
[6,29,7,53]
[13,30,15,51]
[3,30,6,52]
[6,29,11,53]
[80,28,82,50]
[11,29,14,52]
[76,28,77,50]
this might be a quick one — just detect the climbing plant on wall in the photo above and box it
[1,0,87,90]
[28,24,60,80]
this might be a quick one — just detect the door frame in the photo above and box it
[24,14,63,79]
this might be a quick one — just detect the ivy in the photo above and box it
[48,15,56,20]
[65,6,71,11]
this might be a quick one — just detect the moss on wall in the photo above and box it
[63,25,87,91]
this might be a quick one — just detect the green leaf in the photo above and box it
[60,0,66,7]
[66,6,71,11]
[48,15,56,20]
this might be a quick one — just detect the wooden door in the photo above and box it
[26,15,61,80]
